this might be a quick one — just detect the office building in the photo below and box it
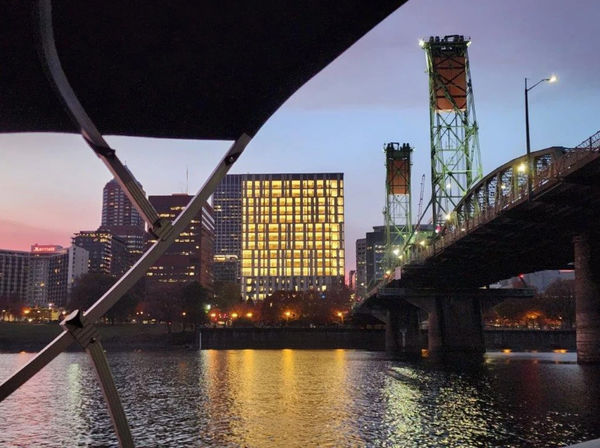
[147,194,214,286]
[73,229,128,277]
[212,174,243,283]
[355,238,367,298]
[101,177,146,264]
[365,226,386,290]
[239,173,345,301]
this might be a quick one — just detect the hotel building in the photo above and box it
[238,173,345,301]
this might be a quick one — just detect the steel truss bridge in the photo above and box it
[386,130,600,289]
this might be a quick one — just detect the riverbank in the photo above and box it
[0,322,576,352]
[0,322,386,352]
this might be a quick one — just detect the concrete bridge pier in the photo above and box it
[384,303,422,358]
[574,234,600,363]
[427,294,485,358]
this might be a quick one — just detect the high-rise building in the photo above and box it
[72,229,128,277]
[29,245,70,307]
[0,245,88,308]
[67,245,89,292]
[365,226,386,290]
[147,194,214,286]
[355,238,367,298]
[101,177,146,264]
[0,249,31,302]
[212,174,243,283]
[239,173,345,301]
[102,177,144,228]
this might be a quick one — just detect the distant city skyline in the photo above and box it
[1,0,599,280]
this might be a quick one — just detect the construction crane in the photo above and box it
[416,174,425,232]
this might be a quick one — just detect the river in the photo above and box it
[1,350,599,447]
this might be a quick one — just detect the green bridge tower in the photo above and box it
[421,35,482,228]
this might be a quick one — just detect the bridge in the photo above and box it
[360,130,600,362]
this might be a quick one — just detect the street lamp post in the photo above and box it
[525,75,556,199]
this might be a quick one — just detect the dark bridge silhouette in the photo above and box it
[361,130,600,363]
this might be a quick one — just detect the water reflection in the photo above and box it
[1,350,599,447]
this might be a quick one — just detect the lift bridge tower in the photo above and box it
[383,142,412,274]
[421,35,482,227]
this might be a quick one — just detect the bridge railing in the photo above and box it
[405,130,600,266]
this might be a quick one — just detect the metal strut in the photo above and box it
[37,0,170,239]
[60,310,134,448]
[0,1,252,447]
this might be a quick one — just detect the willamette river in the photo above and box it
[1,350,599,447]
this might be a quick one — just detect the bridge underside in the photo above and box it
[363,288,534,357]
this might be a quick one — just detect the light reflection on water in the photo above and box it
[1,350,599,447]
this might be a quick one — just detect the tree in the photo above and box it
[105,278,145,324]
[68,273,142,323]
[213,281,242,309]
[142,283,182,333]
[68,273,116,313]
[0,293,24,318]
[180,281,209,330]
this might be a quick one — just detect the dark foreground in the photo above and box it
[1,350,599,447]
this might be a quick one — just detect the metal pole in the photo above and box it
[525,77,532,200]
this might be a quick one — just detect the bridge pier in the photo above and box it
[384,304,422,358]
[428,294,485,357]
[574,234,600,364]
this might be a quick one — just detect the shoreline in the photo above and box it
[0,322,576,353]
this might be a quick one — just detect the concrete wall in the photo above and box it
[484,329,575,351]
[199,328,385,350]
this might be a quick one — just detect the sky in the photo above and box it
[1,0,599,280]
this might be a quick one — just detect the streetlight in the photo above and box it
[336,311,344,325]
[525,75,557,199]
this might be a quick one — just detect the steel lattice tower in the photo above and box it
[421,35,482,227]
[383,142,412,273]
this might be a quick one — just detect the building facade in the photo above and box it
[29,245,70,307]
[355,238,367,298]
[0,245,88,308]
[365,226,386,290]
[0,249,31,302]
[239,173,345,301]
[72,229,128,277]
[147,194,214,286]
[101,177,146,265]
[212,174,243,283]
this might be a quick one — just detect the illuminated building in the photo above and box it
[72,229,128,277]
[147,195,214,286]
[240,173,345,301]
[101,177,146,265]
